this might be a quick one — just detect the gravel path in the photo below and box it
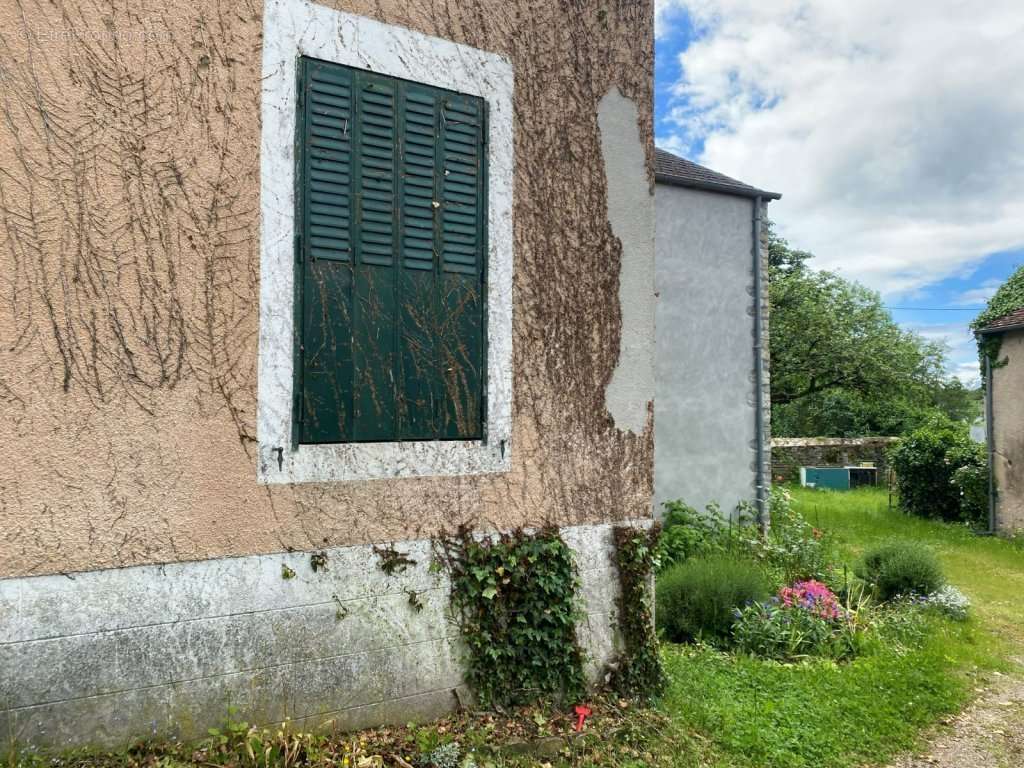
[890,666,1024,768]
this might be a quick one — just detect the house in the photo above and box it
[978,305,1024,533]
[654,149,779,519]
[0,0,655,748]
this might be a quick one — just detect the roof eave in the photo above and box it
[977,321,1024,336]
[654,173,782,201]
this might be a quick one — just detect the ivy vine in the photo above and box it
[972,264,1024,372]
[438,526,586,707]
[373,544,416,576]
[607,524,666,700]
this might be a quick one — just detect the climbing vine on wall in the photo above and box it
[972,264,1024,373]
[438,526,586,707]
[608,524,666,699]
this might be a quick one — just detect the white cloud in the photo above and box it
[954,278,1003,307]
[904,320,982,386]
[657,0,1024,297]
[951,361,982,388]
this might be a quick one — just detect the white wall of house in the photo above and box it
[654,185,767,516]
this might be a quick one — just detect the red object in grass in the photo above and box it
[574,704,592,732]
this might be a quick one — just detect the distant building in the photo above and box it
[654,149,779,519]
[978,306,1024,533]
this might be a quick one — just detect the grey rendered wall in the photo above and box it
[654,185,768,516]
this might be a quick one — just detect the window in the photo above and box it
[257,3,512,484]
[295,58,488,444]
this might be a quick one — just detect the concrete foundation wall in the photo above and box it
[654,185,767,515]
[993,330,1024,533]
[0,523,623,751]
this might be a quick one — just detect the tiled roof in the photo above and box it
[654,148,781,200]
[978,306,1024,334]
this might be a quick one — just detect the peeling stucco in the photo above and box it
[598,88,655,435]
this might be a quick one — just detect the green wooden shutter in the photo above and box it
[438,94,487,439]
[297,58,355,443]
[296,58,487,444]
[397,84,443,439]
[350,72,399,440]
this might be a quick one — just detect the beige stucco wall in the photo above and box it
[993,329,1024,533]
[0,0,654,579]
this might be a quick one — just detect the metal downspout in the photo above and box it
[752,196,768,529]
[986,354,996,534]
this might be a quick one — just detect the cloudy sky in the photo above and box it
[655,0,1024,385]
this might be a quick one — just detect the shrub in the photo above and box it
[656,555,769,643]
[734,581,882,661]
[889,417,989,524]
[856,541,945,601]
[950,456,989,528]
[751,488,834,584]
[658,500,752,571]
[732,601,864,661]
[659,489,832,589]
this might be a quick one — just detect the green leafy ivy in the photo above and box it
[972,264,1024,372]
[608,524,666,700]
[438,526,586,707]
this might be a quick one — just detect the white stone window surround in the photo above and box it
[257,0,514,484]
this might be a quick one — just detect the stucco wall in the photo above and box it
[993,329,1024,533]
[0,0,654,579]
[653,185,768,515]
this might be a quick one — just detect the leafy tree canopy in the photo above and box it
[768,226,979,437]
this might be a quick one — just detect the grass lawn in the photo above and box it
[654,486,1024,768]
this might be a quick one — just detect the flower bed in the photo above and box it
[656,488,971,664]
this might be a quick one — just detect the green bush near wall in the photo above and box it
[656,555,770,643]
[856,540,945,601]
[888,418,988,526]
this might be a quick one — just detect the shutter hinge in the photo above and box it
[294,392,303,425]
[296,232,303,263]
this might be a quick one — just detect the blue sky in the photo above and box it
[655,1,1024,385]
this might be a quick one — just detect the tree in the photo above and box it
[768,226,975,437]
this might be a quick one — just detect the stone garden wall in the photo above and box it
[771,437,898,486]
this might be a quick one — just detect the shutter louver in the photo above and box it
[350,73,398,440]
[299,59,355,443]
[397,85,442,439]
[438,95,486,438]
[296,58,487,444]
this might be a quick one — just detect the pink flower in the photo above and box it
[777,580,843,620]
